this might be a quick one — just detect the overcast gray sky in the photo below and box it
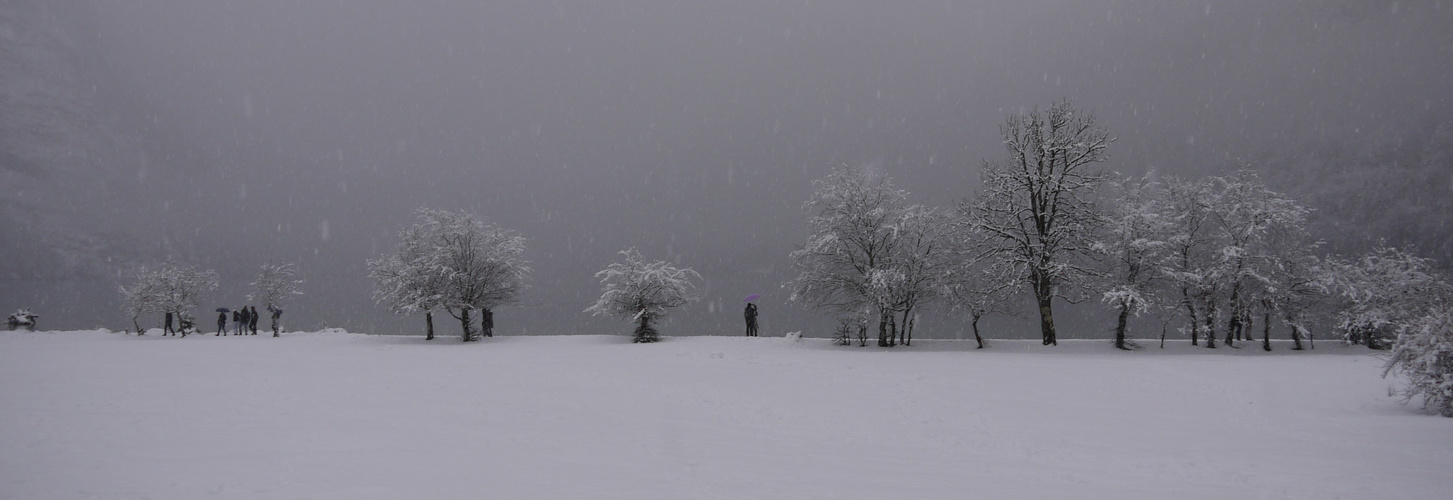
[7,0,1451,336]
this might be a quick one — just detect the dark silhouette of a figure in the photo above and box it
[745,303,759,337]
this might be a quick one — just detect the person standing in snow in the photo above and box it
[268,305,283,337]
[482,308,494,338]
[163,312,176,336]
[744,302,759,337]
[248,306,259,335]
[233,309,243,336]
[217,311,228,336]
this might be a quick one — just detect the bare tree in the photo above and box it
[585,248,700,343]
[970,99,1111,345]
[249,262,303,337]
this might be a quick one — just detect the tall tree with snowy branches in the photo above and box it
[970,99,1111,346]
[945,208,1022,349]
[424,209,531,341]
[1205,168,1312,348]
[369,209,530,341]
[1155,175,1219,346]
[1094,174,1170,350]
[369,221,448,340]
[249,262,303,336]
[585,248,700,343]
[788,165,946,347]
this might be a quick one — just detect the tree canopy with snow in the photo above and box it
[117,261,219,336]
[249,262,303,336]
[786,165,952,347]
[585,248,700,343]
[1094,174,1170,350]
[968,99,1110,346]
[369,208,531,341]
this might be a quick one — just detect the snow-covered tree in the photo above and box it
[1384,306,1453,417]
[944,210,1022,349]
[1155,175,1219,346]
[873,204,954,346]
[119,266,163,334]
[970,99,1110,346]
[118,261,219,336]
[787,165,949,347]
[369,209,531,341]
[6,308,39,330]
[1328,246,1451,350]
[1252,232,1326,351]
[1204,168,1312,347]
[1094,174,1170,350]
[249,262,304,337]
[369,222,447,340]
[585,248,700,343]
[423,209,531,341]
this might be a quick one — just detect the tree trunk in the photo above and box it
[132,316,142,335]
[425,310,434,341]
[460,308,474,342]
[271,311,281,337]
[1261,311,1272,352]
[634,314,658,343]
[888,313,898,346]
[877,312,890,347]
[1203,300,1217,348]
[972,314,984,349]
[1183,294,1199,346]
[895,306,906,345]
[1114,304,1130,350]
[1035,275,1058,346]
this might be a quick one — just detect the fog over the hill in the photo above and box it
[3,1,1450,336]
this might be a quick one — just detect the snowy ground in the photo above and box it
[2,330,1450,500]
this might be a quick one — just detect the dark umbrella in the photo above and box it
[215,307,231,313]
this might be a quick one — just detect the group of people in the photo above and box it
[217,306,263,337]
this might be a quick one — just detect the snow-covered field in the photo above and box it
[2,330,1449,499]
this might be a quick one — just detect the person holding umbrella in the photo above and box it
[744,294,760,337]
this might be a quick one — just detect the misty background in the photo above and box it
[3,1,1450,337]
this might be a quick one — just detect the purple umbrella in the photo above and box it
[744,294,760,302]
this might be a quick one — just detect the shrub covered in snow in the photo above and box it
[1384,307,1453,417]
[6,308,39,330]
